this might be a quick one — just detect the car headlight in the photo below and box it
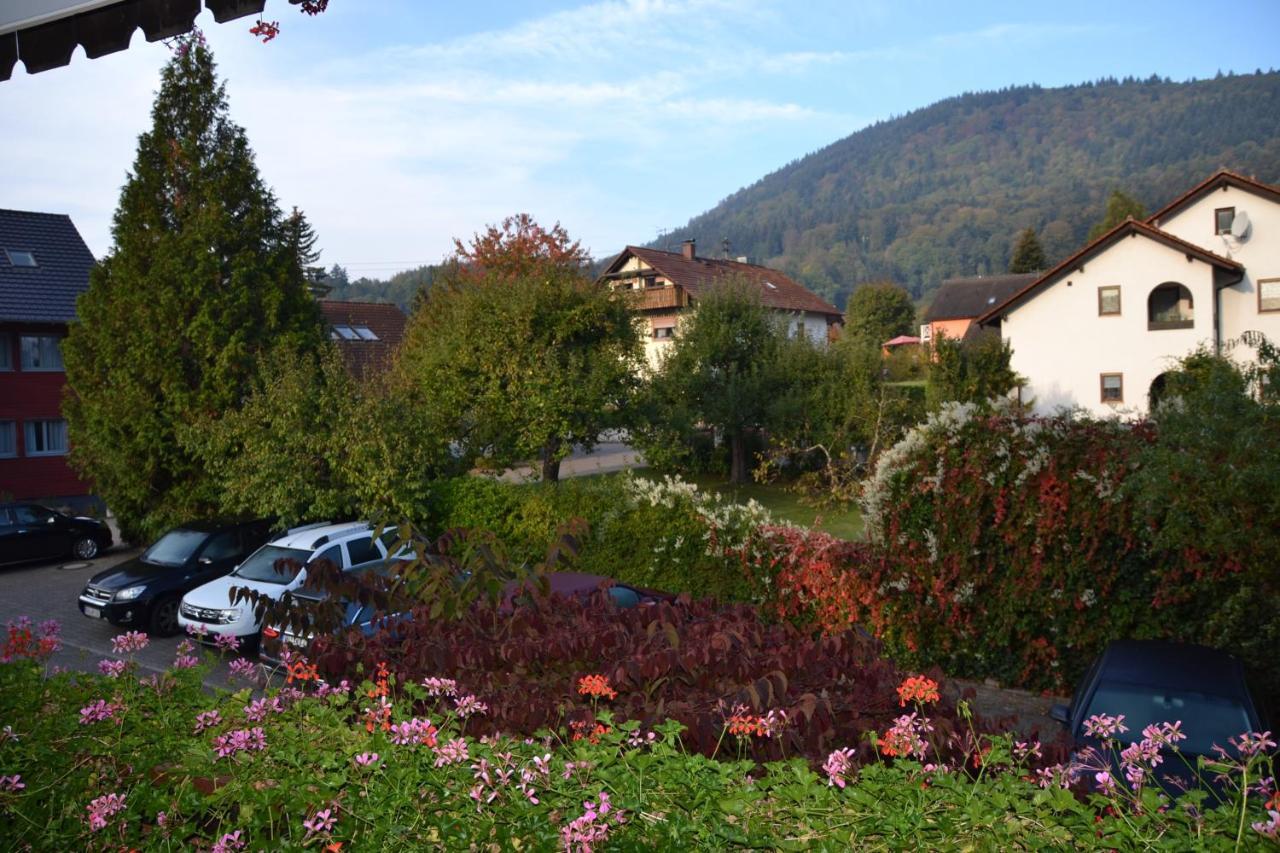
[114,586,146,601]
[218,608,241,624]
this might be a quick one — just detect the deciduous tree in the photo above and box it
[843,282,916,345]
[1088,189,1146,240]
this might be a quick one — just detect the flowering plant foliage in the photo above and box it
[0,638,1275,849]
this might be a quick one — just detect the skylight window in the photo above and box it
[353,326,378,341]
[764,281,778,290]
[332,325,360,340]
[5,249,37,267]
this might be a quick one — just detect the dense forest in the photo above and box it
[321,263,439,310]
[657,72,1280,309]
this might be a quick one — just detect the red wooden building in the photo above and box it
[0,209,96,509]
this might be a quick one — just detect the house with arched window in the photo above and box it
[977,171,1280,415]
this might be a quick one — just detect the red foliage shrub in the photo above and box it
[311,591,1044,768]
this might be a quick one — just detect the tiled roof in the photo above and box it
[923,273,1037,322]
[977,217,1243,325]
[605,246,842,318]
[317,300,407,379]
[1148,169,1280,226]
[0,209,94,324]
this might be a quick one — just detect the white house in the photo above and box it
[978,171,1280,416]
[598,240,843,368]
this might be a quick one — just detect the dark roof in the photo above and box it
[0,209,95,324]
[317,300,407,379]
[977,218,1243,325]
[1148,169,1280,226]
[1096,640,1249,698]
[923,273,1037,322]
[1,1,262,80]
[601,246,842,318]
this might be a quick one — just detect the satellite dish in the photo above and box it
[1231,210,1252,240]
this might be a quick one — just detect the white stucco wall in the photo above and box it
[1002,233,1219,417]
[1155,185,1280,364]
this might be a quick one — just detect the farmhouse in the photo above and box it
[979,171,1280,415]
[599,240,842,367]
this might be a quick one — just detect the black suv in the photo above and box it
[0,502,113,565]
[78,518,274,636]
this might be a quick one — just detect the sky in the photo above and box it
[1,0,1278,280]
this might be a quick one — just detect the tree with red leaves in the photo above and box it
[452,214,590,283]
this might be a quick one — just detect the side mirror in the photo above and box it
[1050,703,1071,726]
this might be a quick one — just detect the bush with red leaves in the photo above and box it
[310,589,1061,769]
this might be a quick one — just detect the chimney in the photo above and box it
[682,239,696,260]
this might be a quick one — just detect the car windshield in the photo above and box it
[1084,682,1253,755]
[232,545,312,585]
[142,530,208,567]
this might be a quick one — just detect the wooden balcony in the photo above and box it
[619,285,688,311]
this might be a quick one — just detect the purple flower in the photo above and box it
[1094,770,1117,795]
[227,657,259,684]
[185,623,208,640]
[421,676,458,697]
[213,633,241,653]
[823,747,857,789]
[454,694,489,718]
[389,717,437,747]
[0,774,24,793]
[176,639,195,655]
[211,829,246,852]
[1231,731,1277,758]
[97,659,127,679]
[172,654,199,670]
[1083,713,1128,739]
[110,631,149,654]
[212,727,267,760]
[194,710,222,734]
[1254,809,1280,839]
[302,807,337,836]
[1035,764,1075,789]
[561,791,625,852]
[243,697,284,722]
[1141,720,1186,747]
[79,699,122,725]
[37,620,60,639]
[86,792,126,831]
[354,752,380,767]
[433,738,469,767]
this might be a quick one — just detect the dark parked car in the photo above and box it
[1052,640,1270,791]
[0,502,113,565]
[78,518,274,636]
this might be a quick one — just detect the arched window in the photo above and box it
[1147,283,1193,330]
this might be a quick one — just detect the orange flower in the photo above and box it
[286,660,318,684]
[570,720,612,744]
[577,674,617,700]
[896,675,940,707]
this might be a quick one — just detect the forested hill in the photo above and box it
[658,72,1280,310]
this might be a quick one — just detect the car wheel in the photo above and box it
[73,536,100,560]
[149,597,180,637]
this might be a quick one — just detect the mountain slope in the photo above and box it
[659,72,1280,309]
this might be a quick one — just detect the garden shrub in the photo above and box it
[1,620,1276,850]
[427,473,774,601]
[315,589,1034,770]
[778,403,1153,693]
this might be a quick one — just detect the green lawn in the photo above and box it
[685,474,864,540]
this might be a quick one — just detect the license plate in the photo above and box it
[283,634,308,648]
[84,606,101,619]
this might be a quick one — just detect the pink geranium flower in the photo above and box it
[302,806,337,836]
[86,792,126,831]
[110,631,149,654]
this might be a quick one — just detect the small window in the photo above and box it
[653,326,674,340]
[1098,286,1121,316]
[332,325,359,340]
[643,276,659,289]
[14,505,56,525]
[764,281,778,290]
[353,326,378,341]
[200,531,241,563]
[4,249,37,267]
[0,421,15,457]
[345,535,381,567]
[1147,283,1194,330]
[0,333,10,370]
[19,336,63,370]
[311,544,343,569]
[1100,373,1124,404]
[23,420,68,455]
[1215,207,1235,235]
[794,321,806,339]
[1259,278,1280,313]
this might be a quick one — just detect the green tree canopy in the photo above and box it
[61,37,323,539]
[395,217,642,482]
[926,332,1021,409]
[1008,227,1047,273]
[638,281,785,484]
[1088,189,1146,240]
[843,282,916,344]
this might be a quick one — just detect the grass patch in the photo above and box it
[684,474,865,540]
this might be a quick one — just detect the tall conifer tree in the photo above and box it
[1008,227,1047,273]
[63,34,323,538]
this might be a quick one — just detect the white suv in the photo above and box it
[177,522,392,649]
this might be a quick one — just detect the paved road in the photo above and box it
[0,547,243,688]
